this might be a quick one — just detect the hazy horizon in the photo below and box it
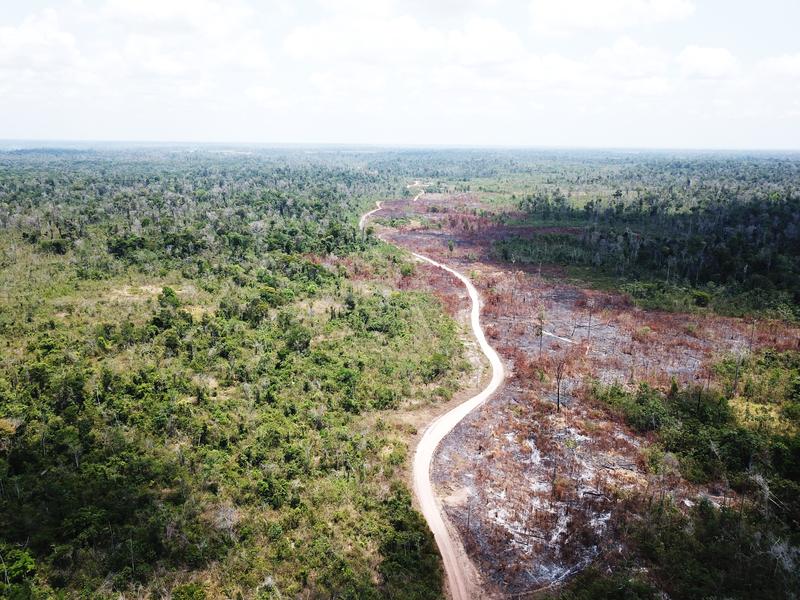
[2,0,800,149]
[2,138,799,153]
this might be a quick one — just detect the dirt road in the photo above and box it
[359,197,504,599]
[410,251,505,600]
[359,193,581,598]
[358,200,383,231]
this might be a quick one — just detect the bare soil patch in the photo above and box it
[373,195,800,595]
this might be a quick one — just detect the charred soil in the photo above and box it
[374,193,800,595]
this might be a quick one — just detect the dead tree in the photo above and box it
[555,359,566,412]
[537,310,545,356]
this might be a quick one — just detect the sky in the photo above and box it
[1,0,799,149]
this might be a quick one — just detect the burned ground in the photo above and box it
[374,193,800,596]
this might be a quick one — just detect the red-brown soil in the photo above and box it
[373,193,800,596]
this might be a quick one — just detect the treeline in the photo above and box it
[499,185,800,319]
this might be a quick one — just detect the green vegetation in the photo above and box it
[0,149,459,598]
[715,349,800,433]
[469,154,800,320]
[496,187,799,320]
[624,498,799,599]
[551,496,799,600]
[591,352,800,500]
[546,568,656,600]
[576,351,800,598]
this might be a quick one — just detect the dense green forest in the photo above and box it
[0,149,459,598]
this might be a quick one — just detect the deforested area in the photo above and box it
[367,149,800,599]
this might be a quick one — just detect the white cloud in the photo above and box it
[0,0,272,109]
[283,7,780,132]
[315,0,502,21]
[0,9,80,70]
[677,46,737,79]
[621,76,673,96]
[244,84,291,110]
[104,0,270,74]
[529,0,695,35]
[316,0,398,17]
[446,18,526,66]
[0,0,798,147]
[760,53,800,78]
[284,15,440,64]
[591,37,669,79]
[103,0,254,36]
[285,14,525,70]
[505,53,588,92]
[286,15,572,111]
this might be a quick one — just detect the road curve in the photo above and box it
[359,198,505,599]
[410,252,505,600]
[358,200,383,231]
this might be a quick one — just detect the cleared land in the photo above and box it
[373,190,800,596]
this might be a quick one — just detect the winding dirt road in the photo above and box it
[359,191,577,598]
[359,196,504,599]
[358,200,383,231]
[410,251,505,600]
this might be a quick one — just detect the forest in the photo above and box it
[1,146,799,599]
[0,148,458,598]
[493,155,800,320]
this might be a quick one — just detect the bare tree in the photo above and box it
[555,359,566,412]
[537,310,545,356]
[586,299,594,343]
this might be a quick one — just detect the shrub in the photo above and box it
[159,287,180,308]
[421,352,449,383]
[692,290,711,307]
[594,383,670,433]
[172,583,207,600]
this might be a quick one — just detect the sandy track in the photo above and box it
[359,193,579,598]
[358,200,383,231]
[359,196,504,599]
[409,251,505,600]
